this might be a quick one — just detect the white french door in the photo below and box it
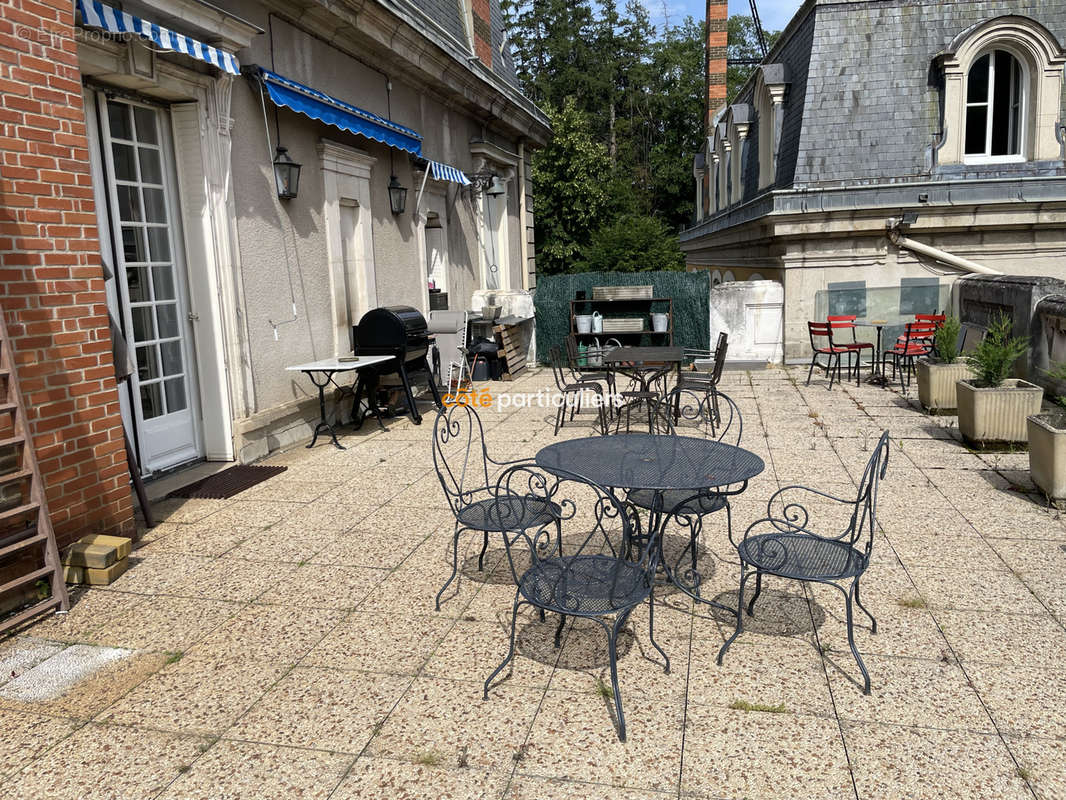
[97,95,202,472]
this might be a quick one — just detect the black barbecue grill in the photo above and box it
[351,306,443,426]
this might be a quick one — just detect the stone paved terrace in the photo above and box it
[2,366,1066,800]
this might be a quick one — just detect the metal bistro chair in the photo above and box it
[611,362,675,435]
[432,403,563,610]
[549,346,608,435]
[484,464,668,742]
[718,430,890,694]
[806,321,853,389]
[626,388,742,588]
[882,321,936,390]
[679,331,729,417]
[827,315,875,385]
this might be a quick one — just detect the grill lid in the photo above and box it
[354,305,428,349]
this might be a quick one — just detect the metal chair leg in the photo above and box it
[845,582,871,694]
[853,578,877,633]
[746,570,763,616]
[477,530,490,571]
[647,588,670,673]
[607,615,628,742]
[718,565,751,665]
[554,613,566,648]
[806,354,818,385]
[436,524,465,611]
[485,595,524,698]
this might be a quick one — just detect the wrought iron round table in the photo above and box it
[535,434,765,609]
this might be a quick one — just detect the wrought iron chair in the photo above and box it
[626,388,742,589]
[549,346,608,435]
[483,464,668,741]
[679,331,728,416]
[882,321,936,389]
[718,430,890,694]
[827,315,875,385]
[432,403,563,610]
[610,362,675,435]
[806,321,853,389]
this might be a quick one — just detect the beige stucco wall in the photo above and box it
[222,12,531,456]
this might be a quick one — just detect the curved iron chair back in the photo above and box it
[711,330,729,385]
[663,385,742,445]
[432,402,494,519]
[483,463,668,741]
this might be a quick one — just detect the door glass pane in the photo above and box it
[160,340,183,376]
[122,227,146,263]
[143,188,166,223]
[147,228,170,262]
[138,148,162,184]
[125,267,149,302]
[117,185,142,222]
[112,144,137,181]
[164,378,187,412]
[139,382,163,419]
[133,106,158,145]
[107,101,133,140]
[136,344,160,381]
[131,306,155,341]
[156,303,179,339]
[152,266,175,300]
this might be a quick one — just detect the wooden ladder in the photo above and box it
[0,311,69,635]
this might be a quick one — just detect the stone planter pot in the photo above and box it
[916,359,975,413]
[1028,413,1066,501]
[956,379,1043,445]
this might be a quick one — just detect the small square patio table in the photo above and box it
[536,434,765,610]
[853,320,890,386]
[286,356,393,449]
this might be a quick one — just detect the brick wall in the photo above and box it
[706,0,728,128]
[470,0,493,69]
[0,0,134,550]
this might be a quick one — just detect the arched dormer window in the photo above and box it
[713,121,729,211]
[939,16,1065,165]
[753,64,789,190]
[965,49,1024,160]
[725,104,752,205]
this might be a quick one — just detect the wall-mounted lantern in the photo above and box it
[388,175,407,215]
[273,146,301,199]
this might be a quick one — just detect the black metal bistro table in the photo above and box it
[603,346,684,391]
[286,356,393,449]
[853,320,890,386]
[536,434,765,610]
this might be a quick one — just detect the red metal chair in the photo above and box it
[883,321,937,389]
[828,315,875,385]
[806,322,852,389]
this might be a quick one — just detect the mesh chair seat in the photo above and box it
[458,495,562,531]
[738,533,867,581]
[518,554,650,615]
[627,488,727,515]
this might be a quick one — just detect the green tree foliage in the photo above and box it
[531,99,612,275]
[577,214,685,273]
[503,0,778,274]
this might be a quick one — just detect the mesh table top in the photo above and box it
[535,434,765,491]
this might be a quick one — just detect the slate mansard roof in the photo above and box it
[727,0,1066,204]
[402,0,520,88]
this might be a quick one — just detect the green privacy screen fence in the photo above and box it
[534,271,711,363]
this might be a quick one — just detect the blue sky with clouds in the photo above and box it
[649,0,803,33]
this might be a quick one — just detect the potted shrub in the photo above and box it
[917,315,974,413]
[956,313,1042,445]
[1028,362,1066,502]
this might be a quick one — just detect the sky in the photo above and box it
[649,0,804,34]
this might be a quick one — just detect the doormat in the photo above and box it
[167,465,287,500]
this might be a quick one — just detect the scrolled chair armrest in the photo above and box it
[764,484,856,539]
[731,514,829,549]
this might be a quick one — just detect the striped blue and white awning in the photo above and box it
[76,0,241,76]
[429,160,471,186]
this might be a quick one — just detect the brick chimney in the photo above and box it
[471,0,494,69]
[706,0,729,128]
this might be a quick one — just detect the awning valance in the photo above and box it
[76,0,240,76]
[429,160,470,186]
[258,68,423,157]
